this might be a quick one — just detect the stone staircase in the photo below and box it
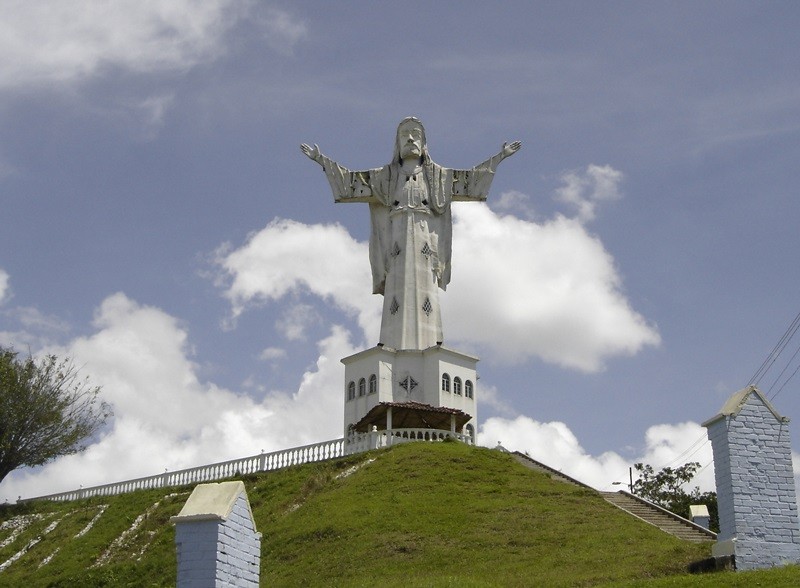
[510,451,716,543]
[512,451,595,489]
[601,490,716,542]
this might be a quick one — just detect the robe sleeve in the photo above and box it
[319,154,380,203]
[450,164,495,202]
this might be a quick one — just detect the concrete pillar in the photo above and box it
[171,481,261,587]
[690,504,710,530]
[703,386,800,570]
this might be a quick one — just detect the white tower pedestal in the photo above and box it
[341,344,478,441]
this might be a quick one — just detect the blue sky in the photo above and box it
[2,1,800,499]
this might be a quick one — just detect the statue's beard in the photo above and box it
[400,143,422,160]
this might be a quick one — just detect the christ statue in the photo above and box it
[302,117,520,351]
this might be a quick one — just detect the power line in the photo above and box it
[657,435,709,470]
[769,360,800,402]
[764,341,800,396]
[748,310,800,387]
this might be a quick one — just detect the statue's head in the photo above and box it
[394,117,428,164]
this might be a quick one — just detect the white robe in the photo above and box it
[320,155,496,350]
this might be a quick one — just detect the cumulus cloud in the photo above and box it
[444,206,659,370]
[276,303,320,341]
[479,415,717,493]
[492,189,536,219]
[555,164,624,222]
[214,218,381,341]
[0,1,306,89]
[476,383,516,416]
[214,207,659,372]
[0,292,354,500]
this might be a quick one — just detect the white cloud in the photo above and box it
[214,208,659,372]
[479,416,717,493]
[276,303,319,341]
[0,305,71,351]
[214,218,381,342]
[445,205,660,371]
[475,383,516,416]
[492,189,535,218]
[12,306,69,332]
[0,269,8,305]
[0,1,306,89]
[259,346,286,361]
[0,292,354,500]
[555,164,624,222]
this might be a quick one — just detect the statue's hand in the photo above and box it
[501,141,522,159]
[300,143,322,163]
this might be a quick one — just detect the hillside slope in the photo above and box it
[0,442,793,586]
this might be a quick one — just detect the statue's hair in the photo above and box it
[394,116,429,165]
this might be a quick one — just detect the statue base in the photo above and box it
[341,344,478,441]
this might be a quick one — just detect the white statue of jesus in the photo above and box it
[302,117,520,351]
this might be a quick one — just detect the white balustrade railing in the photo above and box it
[346,427,472,453]
[21,428,471,503]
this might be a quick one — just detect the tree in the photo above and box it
[0,347,111,484]
[632,461,718,532]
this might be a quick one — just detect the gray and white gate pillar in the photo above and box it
[703,386,800,570]
[171,481,261,587]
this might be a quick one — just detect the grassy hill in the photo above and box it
[0,441,798,586]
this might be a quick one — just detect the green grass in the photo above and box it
[0,442,798,586]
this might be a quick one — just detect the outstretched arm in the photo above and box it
[481,140,522,172]
[451,141,522,201]
[301,143,376,203]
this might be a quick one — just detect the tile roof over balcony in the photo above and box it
[352,401,471,433]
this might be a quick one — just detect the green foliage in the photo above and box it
[0,347,111,483]
[632,462,719,532]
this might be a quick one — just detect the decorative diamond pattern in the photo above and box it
[422,297,433,316]
[421,243,432,259]
[399,376,418,391]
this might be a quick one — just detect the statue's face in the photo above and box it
[397,121,424,160]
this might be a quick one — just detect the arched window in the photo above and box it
[369,374,377,394]
[465,424,475,442]
[465,380,473,399]
[358,378,366,397]
[453,377,462,395]
[441,373,451,392]
[347,381,355,401]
